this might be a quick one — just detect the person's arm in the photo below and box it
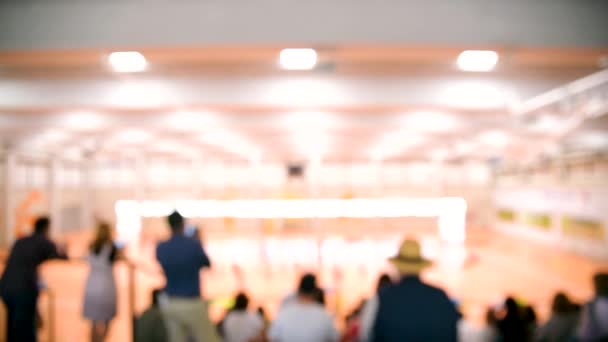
[197,244,211,269]
[42,239,68,262]
[359,296,379,342]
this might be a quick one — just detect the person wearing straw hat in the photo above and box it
[359,238,460,342]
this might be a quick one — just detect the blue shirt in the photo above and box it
[156,235,211,298]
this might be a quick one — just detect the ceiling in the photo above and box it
[0,46,607,165]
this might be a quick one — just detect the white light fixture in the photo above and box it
[369,133,424,160]
[109,51,147,72]
[457,50,499,72]
[283,111,334,131]
[292,131,329,159]
[479,130,509,147]
[279,48,318,70]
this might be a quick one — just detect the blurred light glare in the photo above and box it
[60,112,108,131]
[440,81,513,109]
[109,51,147,72]
[457,50,499,72]
[114,129,151,144]
[479,130,509,147]
[166,111,218,131]
[279,48,318,70]
[283,111,335,130]
[403,111,460,133]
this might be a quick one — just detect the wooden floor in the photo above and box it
[3,225,607,342]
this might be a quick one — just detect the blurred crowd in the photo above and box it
[0,213,607,342]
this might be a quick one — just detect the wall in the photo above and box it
[493,158,608,259]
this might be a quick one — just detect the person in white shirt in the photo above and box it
[269,275,338,342]
[223,293,264,342]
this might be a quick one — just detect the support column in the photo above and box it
[2,151,16,247]
[48,158,61,237]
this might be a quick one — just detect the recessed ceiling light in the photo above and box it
[279,48,318,70]
[457,50,499,72]
[109,51,147,72]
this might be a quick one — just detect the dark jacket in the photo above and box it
[372,275,460,342]
[0,233,65,296]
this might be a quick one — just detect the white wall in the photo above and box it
[1,0,607,50]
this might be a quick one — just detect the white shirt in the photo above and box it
[269,301,338,342]
[223,310,264,342]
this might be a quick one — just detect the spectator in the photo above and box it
[359,238,460,342]
[376,273,393,294]
[0,217,67,342]
[344,274,392,342]
[156,211,219,342]
[279,273,317,310]
[535,292,580,342]
[495,297,529,342]
[223,292,265,342]
[524,305,539,341]
[577,272,608,341]
[135,289,168,342]
[268,273,338,342]
[82,222,122,342]
[314,286,326,307]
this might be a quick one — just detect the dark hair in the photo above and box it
[377,273,392,293]
[504,297,520,318]
[234,293,249,311]
[551,292,572,314]
[34,217,50,234]
[523,306,537,324]
[313,287,326,306]
[90,222,112,254]
[167,211,184,232]
[298,273,317,296]
[594,273,608,297]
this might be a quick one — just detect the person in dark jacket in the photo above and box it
[360,238,461,342]
[0,217,67,342]
[496,297,529,342]
[135,289,168,342]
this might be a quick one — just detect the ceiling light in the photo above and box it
[457,50,499,72]
[402,111,460,133]
[113,129,151,144]
[479,130,509,147]
[279,48,318,70]
[108,51,147,72]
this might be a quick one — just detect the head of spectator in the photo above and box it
[388,239,431,278]
[551,292,575,314]
[313,287,326,306]
[594,272,608,298]
[523,305,537,325]
[297,274,320,303]
[504,297,520,319]
[233,292,249,312]
[90,222,113,254]
[34,216,51,237]
[167,211,185,235]
[376,273,393,293]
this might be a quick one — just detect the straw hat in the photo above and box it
[388,239,432,273]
